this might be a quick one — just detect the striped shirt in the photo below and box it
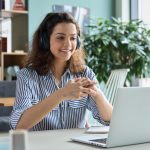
[10,66,108,131]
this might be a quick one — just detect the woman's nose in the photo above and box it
[64,39,71,47]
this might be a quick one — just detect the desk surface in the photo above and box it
[0,129,150,150]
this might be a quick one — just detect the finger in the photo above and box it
[74,93,88,100]
[80,77,89,82]
[82,87,97,95]
[89,90,97,97]
[81,87,91,94]
[80,93,88,97]
[78,77,90,86]
[83,80,97,87]
[86,82,97,88]
[74,77,82,83]
[70,77,81,83]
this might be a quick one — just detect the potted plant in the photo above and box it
[84,17,150,85]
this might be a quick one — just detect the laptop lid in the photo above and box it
[72,87,150,148]
[107,87,150,147]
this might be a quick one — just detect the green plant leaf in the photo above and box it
[84,18,150,84]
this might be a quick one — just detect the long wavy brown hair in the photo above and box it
[25,12,86,75]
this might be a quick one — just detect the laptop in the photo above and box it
[71,87,150,148]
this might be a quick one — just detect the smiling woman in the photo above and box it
[26,12,85,75]
[10,12,112,131]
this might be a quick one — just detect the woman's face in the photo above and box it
[50,22,78,63]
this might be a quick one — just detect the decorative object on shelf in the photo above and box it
[4,65,20,81]
[13,0,25,11]
[14,65,20,73]
[0,52,27,80]
[84,17,150,85]
[5,66,15,81]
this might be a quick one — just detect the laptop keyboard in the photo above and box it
[90,138,107,144]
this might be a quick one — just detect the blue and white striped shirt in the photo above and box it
[10,66,108,131]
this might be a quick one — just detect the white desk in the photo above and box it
[0,129,150,150]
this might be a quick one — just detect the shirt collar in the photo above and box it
[48,68,72,76]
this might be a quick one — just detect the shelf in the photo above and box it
[1,52,27,55]
[0,9,28,18]
[0,52,28,80]
[1,9,28,52]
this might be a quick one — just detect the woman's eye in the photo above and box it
[57,37,65,40]
[71,37,77,41]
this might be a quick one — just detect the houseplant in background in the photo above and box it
[84,17,150,85]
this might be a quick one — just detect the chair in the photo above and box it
[86,68,129,126]
[0,81,16,132]
[103,68,129,105]
[0,106,13,132]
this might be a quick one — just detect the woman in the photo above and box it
[10,12,112,131]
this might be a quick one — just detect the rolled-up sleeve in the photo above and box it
[87,95,109,126]
[10,70,33,129]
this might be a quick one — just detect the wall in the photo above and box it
[28,0,115,41]
[115,0,130,21]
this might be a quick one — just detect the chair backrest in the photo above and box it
[103,68,129,105]
[0,81,16,97]
[86,68,129,127]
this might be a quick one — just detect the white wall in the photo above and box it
[115,0,130,21]
[1,19,12,52]
[139,0,150,28]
